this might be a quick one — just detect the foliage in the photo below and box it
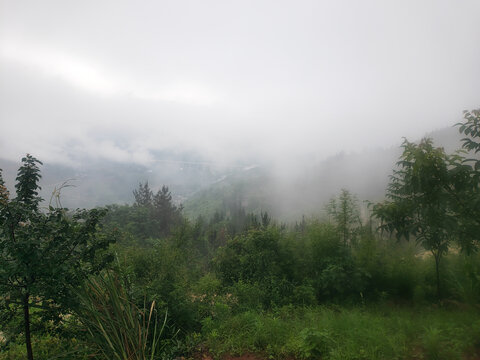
[451,108,480,252]
[214,227,282,286]
[0,155,114,360]
[3,110,480,359]
[305,222,361,301]
[372,139,455,296]
[213,227,301,308]
[0,334,89,360]
[201,305,479,359]
[75,272,165,360]
[371,108,480,299]
[326,189,361,246]
[297,327,335,359]
[104,182,184,242]
[456,109,480,162]
[446,252,480,305]
[114,236,203,337]
[133,182,183,238]
[133,182,154,207]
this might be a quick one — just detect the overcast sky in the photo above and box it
[1,0,479,167]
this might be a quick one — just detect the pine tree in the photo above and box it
[153,185,182,236]
[133,181,153,207]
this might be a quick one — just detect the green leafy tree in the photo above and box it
[214,227,282,286]
[0,155,114,360]
[372,139,454,297]
[450,109,480,252]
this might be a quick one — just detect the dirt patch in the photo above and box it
[189,351,270,360]
[189,349,215,360]
[464,346,480,360]
[189,351,297,360]
[223,353,267,360]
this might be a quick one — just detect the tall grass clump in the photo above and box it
[75,272,165,360]
[447,253,480,306]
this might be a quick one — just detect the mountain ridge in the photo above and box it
[0,125,463,220]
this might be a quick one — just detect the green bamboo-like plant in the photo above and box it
[76,272,166,360]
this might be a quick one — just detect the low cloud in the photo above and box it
[1,0,480,170]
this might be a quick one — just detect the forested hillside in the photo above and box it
[2,0,480,358]
[1,111,479,360]
[0,126,463,221]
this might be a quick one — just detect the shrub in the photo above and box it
[0,335,88,360]
[447,253,480,305]
[297,328,335,359]
[75,272,165,360]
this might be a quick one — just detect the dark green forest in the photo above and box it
[1,110,480,360]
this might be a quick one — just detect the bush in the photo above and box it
[0,335,88,360]
[228,281,264,312]
[292,283,317,307]
[447,252,480,305]
[297,328,335,359]
[214,228,283,286]
[116,240,201,334]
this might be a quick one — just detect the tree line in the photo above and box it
[0,109,479,359]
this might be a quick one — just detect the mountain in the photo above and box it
[0,151,235,209]
[182,126,464,221]
[0,126,463,220]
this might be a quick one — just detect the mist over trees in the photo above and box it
[1,0,480,357]
[101,182,183,243]
[1,110,480,359]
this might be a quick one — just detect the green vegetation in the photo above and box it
[372,110,480,297]
[1,110,480,359]
[76,272,165,360]
[0,155,114,360]
[201,306,480,359]
[326,189,361,246]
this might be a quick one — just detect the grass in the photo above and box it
[1,303,478,359]
[200,304,480,359]
[75,272,166,360]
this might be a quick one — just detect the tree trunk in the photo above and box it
[23,292,34,360]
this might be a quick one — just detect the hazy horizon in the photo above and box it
[1,0,479,169]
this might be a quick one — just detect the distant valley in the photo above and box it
[0,126,463,221]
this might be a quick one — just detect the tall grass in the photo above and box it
[201,305,480,359]
[76,272,166,360]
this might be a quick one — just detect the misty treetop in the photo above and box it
[372,109,480,296]
[102,181,183,241]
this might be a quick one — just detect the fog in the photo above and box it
[1,0,479,215]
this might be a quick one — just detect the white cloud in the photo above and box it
[1,0,480,168]
[0,39,119,96]
[0,39,220,106]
